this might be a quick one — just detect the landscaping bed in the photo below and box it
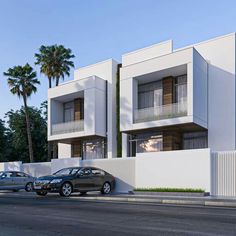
[132,188,209,197]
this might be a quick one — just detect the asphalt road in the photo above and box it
[0,192,236,236]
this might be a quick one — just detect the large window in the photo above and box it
[183,131,208,149]
[129,133,163,156]
[82,139,106,160]
[175,75,187,104]
[64,101,74,122]
[138,81,163,109]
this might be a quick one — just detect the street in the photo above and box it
[0,192,236,236]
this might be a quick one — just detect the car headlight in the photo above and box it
[50,179,63,184]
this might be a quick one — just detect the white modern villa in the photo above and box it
[48,33,236,160]
[1,33,236,196]
[48,59,119,159]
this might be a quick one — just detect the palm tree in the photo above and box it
[3,63,40,163]
[35,45,75,88]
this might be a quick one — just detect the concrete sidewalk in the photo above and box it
[76,193,236,208]
[1,190,236,208]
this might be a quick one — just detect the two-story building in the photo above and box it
[48,33,236,160]
[120,33,236,157]
[48,59,118,159]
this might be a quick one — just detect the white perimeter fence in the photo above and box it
[1,149,236,196]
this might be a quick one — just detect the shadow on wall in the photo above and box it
[111,177,133,193]
[80,158,135,193]
[74,78,100,135]
[22,162,51,178]
[120,96,132,130]
[207,64,235,151]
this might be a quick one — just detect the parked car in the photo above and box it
[33,167,116,197]
[0,171,35,192]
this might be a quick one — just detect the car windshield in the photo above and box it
[53,168,80,176]
[0,172,3,176]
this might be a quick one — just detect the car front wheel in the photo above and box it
[25,182,33,192]
[101,182,111,194]
[60,182,72,197]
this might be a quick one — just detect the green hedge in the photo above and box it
[134,188,205,193]
[116,64,122,157]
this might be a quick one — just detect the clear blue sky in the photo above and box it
[0,0,235,119]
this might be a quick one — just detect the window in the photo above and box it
[2,172,14,178]
[175,75,187,104]
[15,172,27,177]
[91,169,105,176]
[53,168,80,176]
[64,102,74,122]
[79,168,91,176]
[138,81,162,109]
[129,132,163,156]
[70,168,80,175]
[183,131,208,149]
[82,139,106,160]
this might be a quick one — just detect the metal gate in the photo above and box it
[211,151,236,197]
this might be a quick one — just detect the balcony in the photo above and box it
[134,100,187,123]
[51,120,84,135]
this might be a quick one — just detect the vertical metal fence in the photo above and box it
[211,151,236,197]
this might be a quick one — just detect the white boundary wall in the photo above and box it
[0,161,22,172]
[135,149,211,192]
[0,149,211,193]
[51,149,210,192]
[22,162,51,178]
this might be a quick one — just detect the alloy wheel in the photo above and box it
[103,182,111,194]
[25,182,33,192]
[62,183,72,197]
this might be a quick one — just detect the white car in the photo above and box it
[0,171,35,192]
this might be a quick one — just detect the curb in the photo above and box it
[1,192,236,208]
[76,196,236,208]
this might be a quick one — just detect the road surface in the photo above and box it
[0,192,236,236]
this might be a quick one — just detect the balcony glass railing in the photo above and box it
[134,100,187,123]
[51,120,84,135]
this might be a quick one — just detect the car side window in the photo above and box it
[70,168,80,175]
[91,169,105,176]
[80,168,91,176]
[2,172,14,178]
[15,172,26,177]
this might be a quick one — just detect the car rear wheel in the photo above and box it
[101,182,111,194]
[25,182,33,192]
[60,182,72,197]
[36,191,47,196]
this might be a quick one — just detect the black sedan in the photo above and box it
[33,167,115,197]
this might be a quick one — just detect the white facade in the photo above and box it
[48,75,106,140]
[120,47,208,132]
[120,33,236,157]
[48,59,119,159]
[48,33,236,181]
